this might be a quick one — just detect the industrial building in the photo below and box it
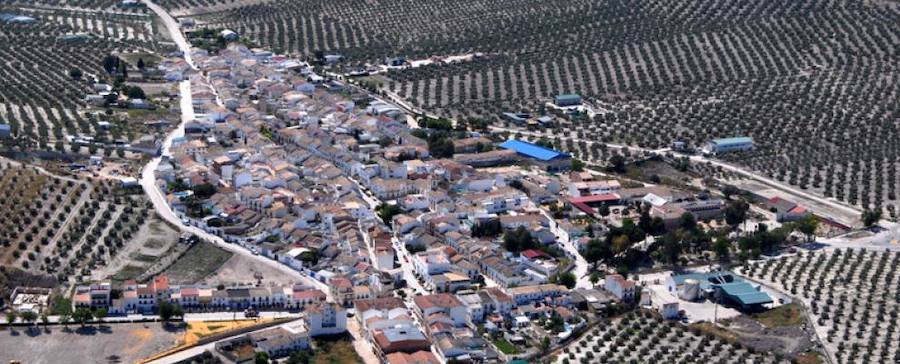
[498,139,571,172]
[554,94,582,107]
[702,137,753,154]
[666,271,772,311]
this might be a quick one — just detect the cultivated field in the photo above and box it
[0,3,167,153]
[0,161,90,276]
[740,249,900,363]
[559,311,789,363]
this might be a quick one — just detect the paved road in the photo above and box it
[4,311,301,325]
[145,0,193,66]
[536,207,592,289]
[139,3,379,363]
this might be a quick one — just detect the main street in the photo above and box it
[140,2,378,363]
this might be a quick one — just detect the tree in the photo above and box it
[287,351,311,364]
[40,313,49,329]
[608,154,626,173]
[125,85,146,99]
[795,215,818,242]
[102,55,119,73]
[558,271,577,289]
[589,271,601,285]
[94,308,108,323]
[173,305,185,319]
[59,314,71,329]
[69,68,83,79]
[472,219,502,238]
[427,134,454,158]
[724,200,750,230]
[539,336,551,354]
[679,213,697,231]
[611,235,630,254]
[584,238,612,263]
[137,58,145,70]
[255,352,270,364]
[20,311,37,329]
[192,183,217,199]
[159,301,176,321]
[721,185,740,200]
[73,307,93,327]
[862,210,882,227]
[376,203,402,224]
[503,226,535,253]
[661,231,682,265]
[571,159,585,172]
[5,311,16,325]
[713,237,731,262]
[597,204,611,219]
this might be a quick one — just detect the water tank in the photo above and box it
[679,279,701,301]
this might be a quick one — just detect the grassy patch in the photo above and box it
[163,242,233,284]
[492,338,521,355]
[49,296,73,315]
[312,335,364,364]
[753,304,805,328]
[111,264,145,281]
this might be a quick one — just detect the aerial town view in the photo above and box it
[0,0,898,363]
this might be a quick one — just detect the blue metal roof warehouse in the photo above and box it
[499,139,570,161]
[668,270,772,310]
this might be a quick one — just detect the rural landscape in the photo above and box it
[0,0,898,363]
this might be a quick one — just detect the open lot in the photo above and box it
[200,252,297,287]
[163,241,233,284]
[0,322,182,364]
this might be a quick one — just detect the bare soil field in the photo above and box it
[0,323,182,364]
[201,253,297,287]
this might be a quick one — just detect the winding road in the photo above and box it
[139,2,379,363]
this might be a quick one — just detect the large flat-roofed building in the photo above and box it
[554,94,582,107]
[702,137,754,154]
[499,139,571,172]
[666,271,772,311]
